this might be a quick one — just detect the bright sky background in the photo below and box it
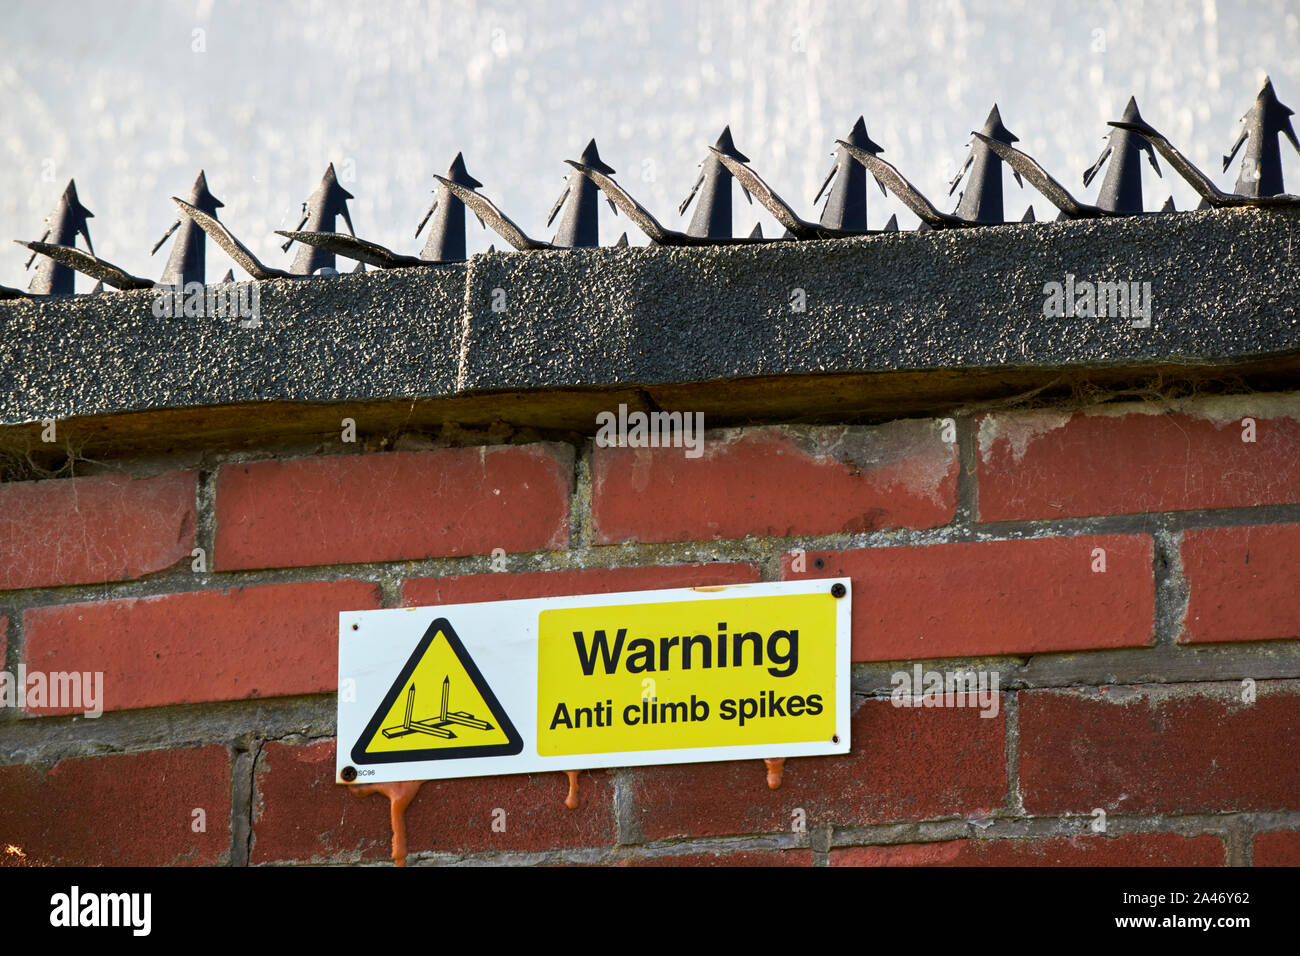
[2,0,1298,289]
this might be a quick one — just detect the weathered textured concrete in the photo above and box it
[460,205,1300,388]
[2,206,1299,446]
[0,265,465,425]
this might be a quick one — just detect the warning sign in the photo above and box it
[351,619,522,765]
[338,579,849,784]
[536,592,836,756]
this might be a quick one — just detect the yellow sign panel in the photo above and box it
[537,592,837,756]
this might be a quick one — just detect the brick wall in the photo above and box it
[2,391,1299,865]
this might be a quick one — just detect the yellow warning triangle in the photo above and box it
[351,618,522,765]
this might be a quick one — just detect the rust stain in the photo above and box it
[764,757,786,790]
[351,780,424,866]
[564,770,580,809]
[691,585,737,593]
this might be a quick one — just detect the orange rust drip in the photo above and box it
[564,770,580,809]
[351,780,424,866]
[764,758,786,790]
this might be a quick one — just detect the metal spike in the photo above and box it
[816,116,883,231]
[1021,206,1036,223]
[353,260,367,273]
[1161,196,1177,212]
[882,213,899,232]
[681,126,749,238]
[952,105,1021,224]
[159,170,225,286]
[748,222,764,239]
[552,139,616,248]
[221,269,235,282]
[614,232,629,247]
[28,180,93,295]
[90,280,104,294]
[1225,76,1299,197]
[1084,97,1160,214]
[420,152,483,262]
[289,163,356,274]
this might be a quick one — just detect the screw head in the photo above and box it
[831,582,846,598]
[341,765,358,782]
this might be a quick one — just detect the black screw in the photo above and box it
[352,623,359,630]
[814,558,825,570]
[341,766,357,782]
[831,583,846,598]
[832,734,841,744]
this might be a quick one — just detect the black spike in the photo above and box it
[748,222,764,239]
[816,116,883,231]
[680,126,750,238]
[1224,76,1299,197]
[1161,196,1177,212]
[419,152,483,262]
[613,232,629,247]
[28,180,93,295]
[221,269,235,282]
[159,170,224,285]
[1083,97,1160,214]
[952,105,1020,223]
[551,139,615,248]
[289,163,356,274]
[882,213,899,232]
[1021,206,1036,223]
[352,260,367,273]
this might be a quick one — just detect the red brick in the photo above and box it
[592,423,957,545]
[627,695,1005,841]
[1019,684,1300,815]
[0,746,230,865]
[1253,831,1300,866]
[22,579,380,714]
[782,535,1153,660]
[215,445,572,571]
[831,834,1224,867]
[0,471,195,591]
[622,849,813,866]
[1181,524,1300,643]
[251,739,615,862]
[403,562,760,607]
[977,404,1300,521]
